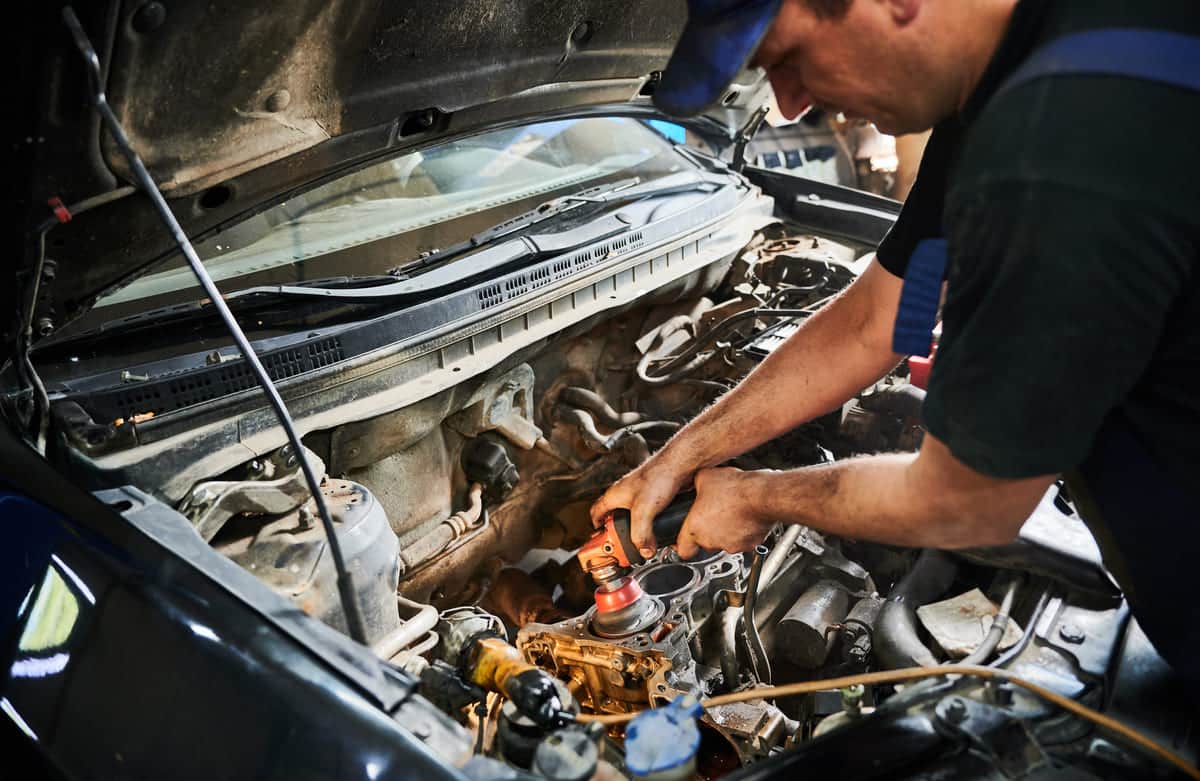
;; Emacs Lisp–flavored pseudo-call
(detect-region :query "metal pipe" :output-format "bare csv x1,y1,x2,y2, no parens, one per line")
373,595,440,660
718,606,743,690
960,577,1021,666
992,588,1053,668
758,525,803,591
743,545,772,683
399,484,484,574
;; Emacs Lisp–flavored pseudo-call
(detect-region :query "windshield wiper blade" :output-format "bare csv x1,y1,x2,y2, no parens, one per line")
223,170,732,304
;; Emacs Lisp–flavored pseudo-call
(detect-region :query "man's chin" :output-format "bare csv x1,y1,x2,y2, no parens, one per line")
873,115,933,136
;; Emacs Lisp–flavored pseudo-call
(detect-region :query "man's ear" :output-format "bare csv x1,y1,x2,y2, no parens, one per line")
884,0,921,26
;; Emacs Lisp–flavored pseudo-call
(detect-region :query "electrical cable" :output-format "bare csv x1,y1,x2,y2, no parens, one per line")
573,664,1200,779
62,7,368,643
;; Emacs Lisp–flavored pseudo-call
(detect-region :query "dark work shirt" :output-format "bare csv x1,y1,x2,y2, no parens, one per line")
876,0,1200,491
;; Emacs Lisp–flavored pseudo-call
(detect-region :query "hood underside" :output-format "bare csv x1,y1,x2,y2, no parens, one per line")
19,0,767,336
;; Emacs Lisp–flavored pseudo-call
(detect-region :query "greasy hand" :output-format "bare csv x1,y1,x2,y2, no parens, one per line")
590,457,691,559
675,467,774,560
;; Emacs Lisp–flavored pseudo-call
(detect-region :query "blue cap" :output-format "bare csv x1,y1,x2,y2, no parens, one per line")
624,696,704,777
654,0,783,117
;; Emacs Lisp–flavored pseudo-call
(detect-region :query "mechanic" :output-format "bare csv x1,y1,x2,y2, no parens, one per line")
593,0,1200,687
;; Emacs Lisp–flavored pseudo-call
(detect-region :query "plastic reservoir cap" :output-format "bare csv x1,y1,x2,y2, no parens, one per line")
624,695,704,778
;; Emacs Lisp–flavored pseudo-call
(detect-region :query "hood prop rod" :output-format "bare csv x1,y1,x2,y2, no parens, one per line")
61,7,368,644
731,104,769,174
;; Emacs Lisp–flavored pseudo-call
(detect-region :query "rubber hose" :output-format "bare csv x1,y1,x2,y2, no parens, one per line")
874,550,958,669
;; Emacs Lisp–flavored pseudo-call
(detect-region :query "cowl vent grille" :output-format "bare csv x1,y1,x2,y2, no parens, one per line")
98,337,344,420
474,231,645,312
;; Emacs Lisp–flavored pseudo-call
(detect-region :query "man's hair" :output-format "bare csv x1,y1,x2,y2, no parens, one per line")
804,0,852,19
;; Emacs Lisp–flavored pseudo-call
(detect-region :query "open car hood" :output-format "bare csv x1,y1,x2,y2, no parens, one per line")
18,0,769,341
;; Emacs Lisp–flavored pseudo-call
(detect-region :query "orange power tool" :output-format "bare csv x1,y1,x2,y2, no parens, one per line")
578,495,695,617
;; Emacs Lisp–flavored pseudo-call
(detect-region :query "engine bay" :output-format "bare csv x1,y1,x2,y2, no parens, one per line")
84,220,1197,778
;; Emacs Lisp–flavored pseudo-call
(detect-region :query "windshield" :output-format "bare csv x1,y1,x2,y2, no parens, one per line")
91,117,684,316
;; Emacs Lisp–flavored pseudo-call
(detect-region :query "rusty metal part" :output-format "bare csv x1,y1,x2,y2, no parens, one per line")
775,581,851,669
180,448,325,542
518,548,795,760
481,569,571,628
399,483,485,576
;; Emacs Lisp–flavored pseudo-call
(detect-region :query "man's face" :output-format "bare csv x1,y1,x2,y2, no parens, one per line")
750,0,941,135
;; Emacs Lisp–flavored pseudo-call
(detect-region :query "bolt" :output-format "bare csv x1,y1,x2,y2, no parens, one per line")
248,460,265,475
841,684,865,715
1059,623,1086,644
36,317,55,337
120,370,150,383
414,109,435,130
297,507,313,530
265,89,291,112
610,657,626,671
942,697,968,725
986,681,1014,707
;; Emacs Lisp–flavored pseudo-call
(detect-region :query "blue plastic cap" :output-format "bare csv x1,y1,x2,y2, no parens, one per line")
654,0,783,118
624,695,704,776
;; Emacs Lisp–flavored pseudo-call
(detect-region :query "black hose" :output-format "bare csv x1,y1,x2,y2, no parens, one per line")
859,384,926,419
558,387,641,428
874,550,958,670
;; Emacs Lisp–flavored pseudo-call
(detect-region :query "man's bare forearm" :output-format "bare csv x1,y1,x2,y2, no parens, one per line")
674,436,1056,558
737,441,1053,550
741,455,991,548
657,258,903,475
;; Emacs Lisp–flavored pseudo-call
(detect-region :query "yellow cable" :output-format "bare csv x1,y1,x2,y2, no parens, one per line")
574,664,1200,780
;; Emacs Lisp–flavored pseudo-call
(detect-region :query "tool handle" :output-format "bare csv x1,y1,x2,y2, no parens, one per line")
608,491,695,565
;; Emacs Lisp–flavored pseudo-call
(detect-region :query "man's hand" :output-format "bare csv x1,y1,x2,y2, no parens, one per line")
674,467,776,559
590,456,691,559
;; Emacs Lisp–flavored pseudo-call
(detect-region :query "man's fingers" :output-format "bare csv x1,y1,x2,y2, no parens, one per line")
589,491,616,527
676,524,699,560
630,505,657,557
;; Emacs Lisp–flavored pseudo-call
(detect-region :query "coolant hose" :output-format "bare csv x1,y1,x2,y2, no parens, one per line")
874,550,957,669
559,387,642,428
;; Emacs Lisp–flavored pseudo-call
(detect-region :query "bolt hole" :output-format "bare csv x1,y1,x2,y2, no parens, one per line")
722,91,738,106
198,184,233,211
570,20,594,46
